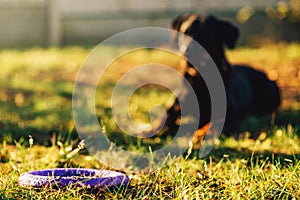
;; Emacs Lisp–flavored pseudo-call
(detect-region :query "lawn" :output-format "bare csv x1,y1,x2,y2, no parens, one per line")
0,43,300,199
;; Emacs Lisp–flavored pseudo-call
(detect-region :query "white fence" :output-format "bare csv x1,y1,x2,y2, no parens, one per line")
0,0,294,47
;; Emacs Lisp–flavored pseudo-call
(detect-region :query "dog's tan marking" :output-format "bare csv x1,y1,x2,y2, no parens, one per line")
187,67,199,77
178,15,199,53
179,14,198,33
192,122,210,149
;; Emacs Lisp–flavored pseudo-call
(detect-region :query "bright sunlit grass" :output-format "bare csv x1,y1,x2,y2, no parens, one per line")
0,43,300,199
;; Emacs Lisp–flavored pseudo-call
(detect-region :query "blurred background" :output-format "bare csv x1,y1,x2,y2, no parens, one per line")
0,0,300,47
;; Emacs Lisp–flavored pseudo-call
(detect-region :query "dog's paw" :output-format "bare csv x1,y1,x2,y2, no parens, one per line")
191,122,210,149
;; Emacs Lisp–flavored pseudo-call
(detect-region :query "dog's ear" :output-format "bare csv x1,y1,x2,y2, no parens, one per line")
207,16,240,49
170,14,187,31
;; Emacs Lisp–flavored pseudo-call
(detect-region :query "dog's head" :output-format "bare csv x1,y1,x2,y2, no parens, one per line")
169,13,200,48
171,14,239,76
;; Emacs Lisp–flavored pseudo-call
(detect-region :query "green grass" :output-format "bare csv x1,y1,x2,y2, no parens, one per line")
0,43,300,199
0,46,89,144
0,131,299,199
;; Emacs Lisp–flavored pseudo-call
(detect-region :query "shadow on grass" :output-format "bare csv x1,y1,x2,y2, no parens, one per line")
0,90,299,150
276,109,300,128
237,109,300,135
0,83,75,146
204,146,300,164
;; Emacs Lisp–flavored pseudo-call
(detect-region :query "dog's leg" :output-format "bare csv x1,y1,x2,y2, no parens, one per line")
141,98,181,138
158,98,181,133
270,111,277,133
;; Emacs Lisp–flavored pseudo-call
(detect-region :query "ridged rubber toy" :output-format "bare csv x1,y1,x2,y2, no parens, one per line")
18,168,129,190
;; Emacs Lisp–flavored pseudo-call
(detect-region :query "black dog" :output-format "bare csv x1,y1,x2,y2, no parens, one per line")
148,14,280,144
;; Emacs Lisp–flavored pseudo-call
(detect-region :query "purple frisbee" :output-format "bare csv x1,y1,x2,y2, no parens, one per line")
18,168,129,190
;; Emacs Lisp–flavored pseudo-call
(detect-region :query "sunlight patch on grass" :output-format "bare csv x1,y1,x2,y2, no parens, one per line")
0,44,299,199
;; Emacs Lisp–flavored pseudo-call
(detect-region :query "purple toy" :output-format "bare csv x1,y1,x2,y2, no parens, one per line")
18,168,129,190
